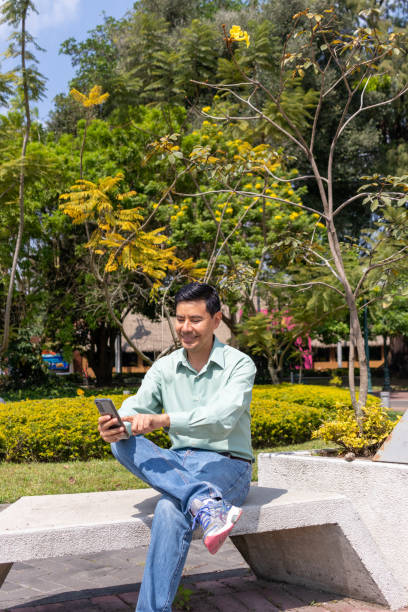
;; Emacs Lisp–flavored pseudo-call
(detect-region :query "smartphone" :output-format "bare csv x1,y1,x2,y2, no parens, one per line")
94,398,130,439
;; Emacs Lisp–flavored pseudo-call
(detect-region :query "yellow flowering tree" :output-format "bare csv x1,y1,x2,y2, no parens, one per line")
60,171,202,363
70,85,109,179
61,88,204,370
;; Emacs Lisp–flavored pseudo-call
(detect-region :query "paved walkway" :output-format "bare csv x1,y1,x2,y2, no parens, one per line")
2,540,408,612
370,390,408,412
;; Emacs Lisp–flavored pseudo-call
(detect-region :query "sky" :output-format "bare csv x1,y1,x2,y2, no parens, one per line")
0,0,136,122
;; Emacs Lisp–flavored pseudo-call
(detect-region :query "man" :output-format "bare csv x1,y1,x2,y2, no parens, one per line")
98,282,256,612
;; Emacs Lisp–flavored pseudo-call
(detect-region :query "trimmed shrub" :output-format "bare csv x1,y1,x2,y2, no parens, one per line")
0,394,170,463
0,388,330,462
252,384,380,411
251,400,326,448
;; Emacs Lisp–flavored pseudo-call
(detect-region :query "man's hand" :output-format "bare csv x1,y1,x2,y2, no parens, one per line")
122,413,170,436
98,415,128,443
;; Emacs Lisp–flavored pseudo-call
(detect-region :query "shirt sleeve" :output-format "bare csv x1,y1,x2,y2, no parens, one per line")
168,357,256,440
118,363,163,434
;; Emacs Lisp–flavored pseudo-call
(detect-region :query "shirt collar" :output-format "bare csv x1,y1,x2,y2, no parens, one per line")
177,335,225,371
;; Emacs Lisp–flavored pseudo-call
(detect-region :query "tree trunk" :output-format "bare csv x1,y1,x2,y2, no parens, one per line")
1,5,30,356
267,357,280,385
86,323,117,386
348,297,368,420
325,220,367,423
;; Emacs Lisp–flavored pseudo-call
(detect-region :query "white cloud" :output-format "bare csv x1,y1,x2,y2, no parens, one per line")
27,0,80,35
0,0,80,48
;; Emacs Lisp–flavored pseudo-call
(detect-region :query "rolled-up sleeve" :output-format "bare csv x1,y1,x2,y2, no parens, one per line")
168,357,256,440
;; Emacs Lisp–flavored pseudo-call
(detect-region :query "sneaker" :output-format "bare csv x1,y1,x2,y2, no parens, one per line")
192,499,243,555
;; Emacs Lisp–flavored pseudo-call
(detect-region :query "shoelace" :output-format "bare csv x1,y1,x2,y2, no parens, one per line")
192,502,218,531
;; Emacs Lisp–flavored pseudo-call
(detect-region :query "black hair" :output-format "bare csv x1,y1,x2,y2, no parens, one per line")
174,282,221,316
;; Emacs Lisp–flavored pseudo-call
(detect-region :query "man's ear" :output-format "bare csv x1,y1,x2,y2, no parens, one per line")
213,310,222,329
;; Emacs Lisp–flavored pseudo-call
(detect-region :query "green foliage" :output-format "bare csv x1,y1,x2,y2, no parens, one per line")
0,430,6,460
251,399,326,448
252,384,380,411
329,375,342,387
312,404,398,456
174,585,193,611
0,394,171,463
0,384,356,463
1,332,48,390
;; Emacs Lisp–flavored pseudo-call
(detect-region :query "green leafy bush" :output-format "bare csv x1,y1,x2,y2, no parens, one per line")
0,394,170,463
251,400,326,448
0,388,330,462
0,378,140,402
1,332,49,390
252,384,379,411
312,404,398,456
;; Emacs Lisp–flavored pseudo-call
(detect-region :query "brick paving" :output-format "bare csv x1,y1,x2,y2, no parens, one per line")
2,570,408,611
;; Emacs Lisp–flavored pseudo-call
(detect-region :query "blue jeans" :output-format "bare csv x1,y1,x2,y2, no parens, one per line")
111,436,252,612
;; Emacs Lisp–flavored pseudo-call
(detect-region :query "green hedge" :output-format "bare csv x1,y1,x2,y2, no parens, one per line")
0,384,360,462
0,394,170,463
252,384,380,411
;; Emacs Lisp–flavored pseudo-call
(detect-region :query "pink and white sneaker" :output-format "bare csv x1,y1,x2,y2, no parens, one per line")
193,499,243,555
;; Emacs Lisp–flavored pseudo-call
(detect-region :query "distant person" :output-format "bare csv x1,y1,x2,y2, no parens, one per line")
98,282,256,612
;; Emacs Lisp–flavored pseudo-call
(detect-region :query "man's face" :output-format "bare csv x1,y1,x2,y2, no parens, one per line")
175,299,221,354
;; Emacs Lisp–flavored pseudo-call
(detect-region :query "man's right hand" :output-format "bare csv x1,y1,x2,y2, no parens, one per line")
98,415,128,443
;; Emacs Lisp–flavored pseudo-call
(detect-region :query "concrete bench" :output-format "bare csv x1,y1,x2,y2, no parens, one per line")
1,459,406,610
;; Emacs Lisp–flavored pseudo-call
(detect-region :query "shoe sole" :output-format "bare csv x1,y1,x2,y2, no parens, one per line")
204,506,243,555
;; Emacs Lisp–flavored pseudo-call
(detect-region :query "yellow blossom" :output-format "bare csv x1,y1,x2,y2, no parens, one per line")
217,131,223,136
230,25,250,47
202,135,209,141
76,388,84,396
255,183,262,189
287,189,294,195
243,183,252,189
265,189,272,194
255,259,260,264
290,212,299,220
226,207,233,214
247,172,253,176
202,106,211,112
316,222,325,229
274,215,282,220
70,85,109,108
202,120,210,126
312,213,320,219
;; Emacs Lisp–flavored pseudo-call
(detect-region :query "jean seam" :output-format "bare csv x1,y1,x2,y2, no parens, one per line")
162,527,192,611
223,462,251,499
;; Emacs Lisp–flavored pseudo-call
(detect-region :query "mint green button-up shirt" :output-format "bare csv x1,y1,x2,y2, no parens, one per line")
119,336,257,461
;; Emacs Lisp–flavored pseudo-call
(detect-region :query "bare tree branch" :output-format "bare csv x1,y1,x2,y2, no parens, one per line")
259,279,345,296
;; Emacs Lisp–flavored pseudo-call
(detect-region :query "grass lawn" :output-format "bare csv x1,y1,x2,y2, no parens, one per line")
0,439,332,504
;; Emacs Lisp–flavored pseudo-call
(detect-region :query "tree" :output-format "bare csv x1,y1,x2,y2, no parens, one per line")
237,309,310,383
0,0,46,356
160,12,408,425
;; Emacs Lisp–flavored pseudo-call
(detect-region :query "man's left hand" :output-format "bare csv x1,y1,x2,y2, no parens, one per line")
121,413,170,435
